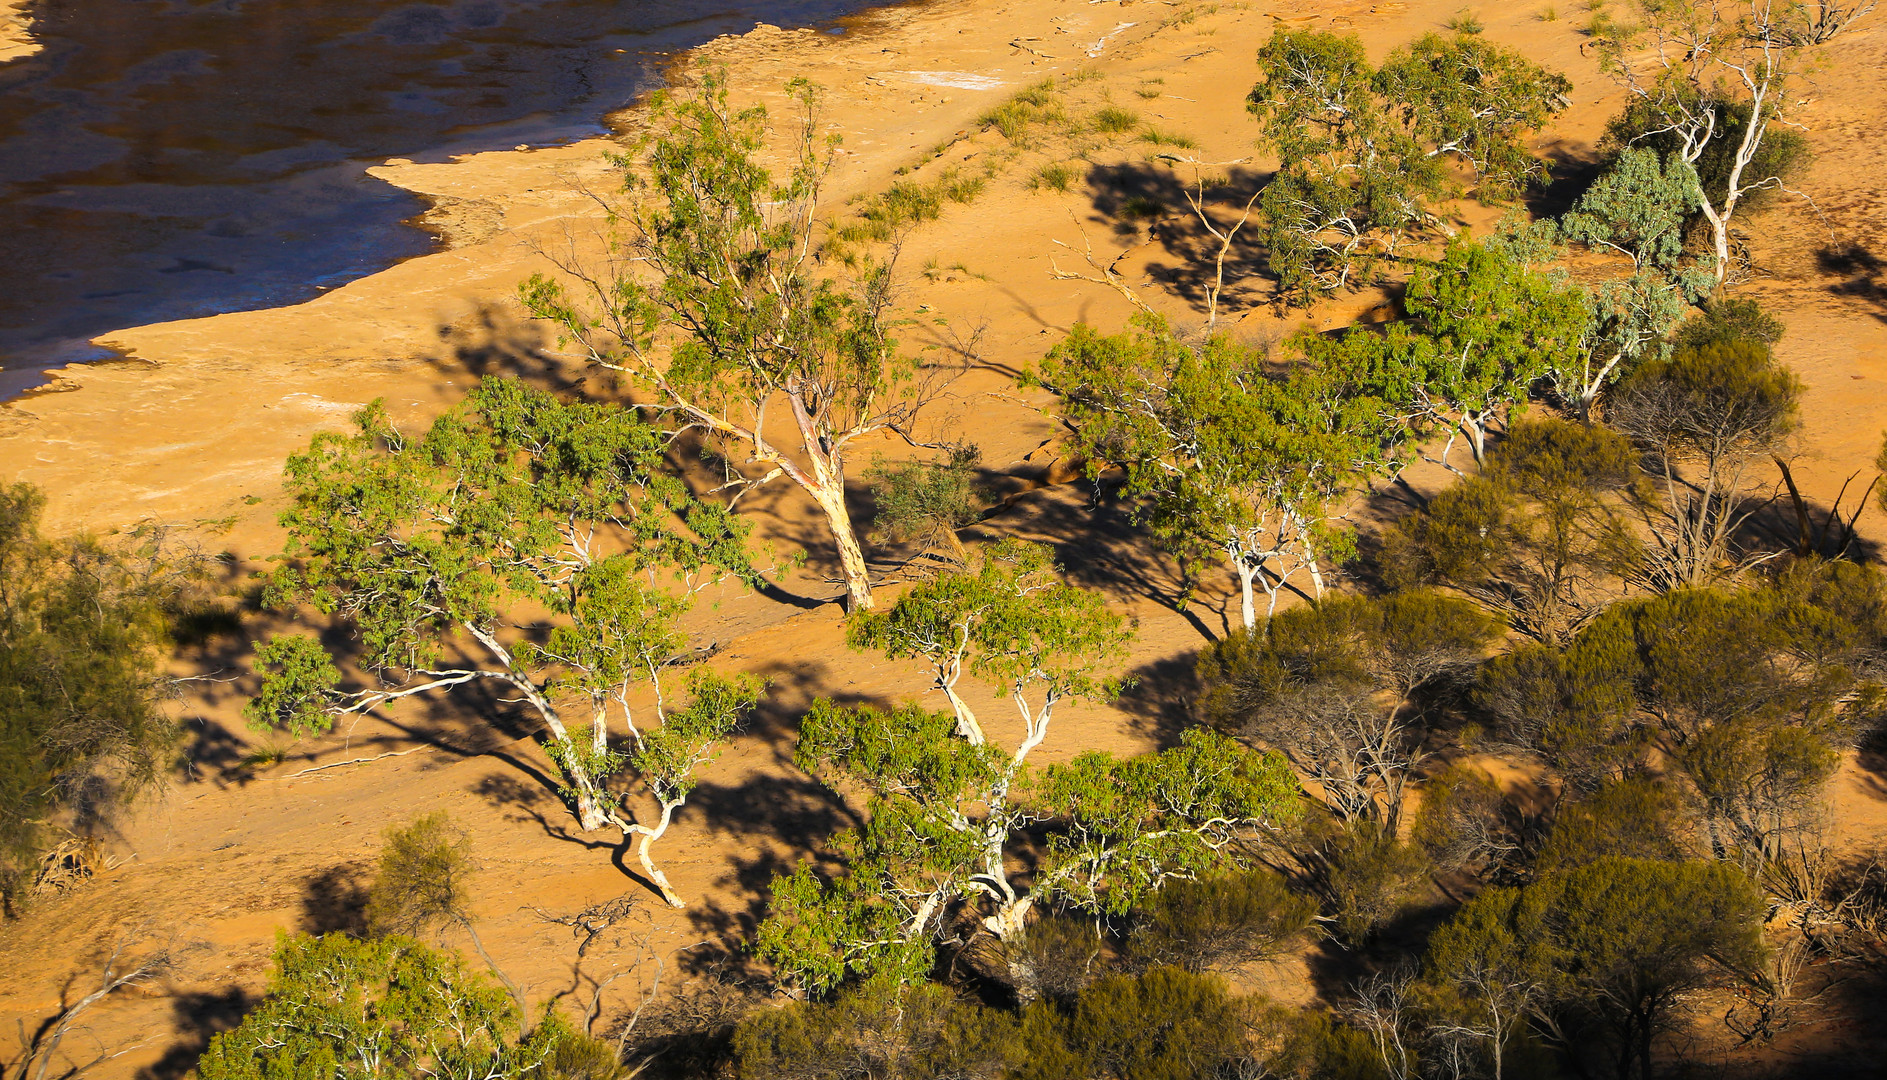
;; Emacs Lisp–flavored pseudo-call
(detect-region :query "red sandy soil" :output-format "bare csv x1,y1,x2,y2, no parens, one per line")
1,0,1885,1073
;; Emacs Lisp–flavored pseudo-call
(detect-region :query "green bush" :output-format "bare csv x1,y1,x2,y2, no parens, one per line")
1129,868,1318,971
197,934,589,1080
1671,296,1785,355
1137,127,1199,149
0,483,190,913
731,977,1020,1080
1021,966,1264,1080
1006,915,1105,1005
1092,106,1140,134
1031,162,1081,193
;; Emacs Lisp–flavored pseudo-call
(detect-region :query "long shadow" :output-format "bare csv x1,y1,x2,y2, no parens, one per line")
1115,648,1205,749
1525,138,1605,220
134,987,258,1080
1818,242,1887,324
1732,483,1883,566
298,860,371,936
1079,161,1274,323
1004,478,1218,643
421,300,591,394
471,771,667,902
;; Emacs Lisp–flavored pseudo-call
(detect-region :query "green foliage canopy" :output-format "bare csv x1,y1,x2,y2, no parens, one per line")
0,484,186,909
1247,29,1568,303
249,375,750,837
1031,316,1404,629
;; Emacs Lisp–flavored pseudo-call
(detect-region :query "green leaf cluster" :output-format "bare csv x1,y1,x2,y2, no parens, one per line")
1247,29,1569,302
1032,315,1403,626
0,484,186,908
196,933,572,1080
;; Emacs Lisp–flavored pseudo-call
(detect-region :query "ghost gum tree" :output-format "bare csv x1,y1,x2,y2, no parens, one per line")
1598,0,1818,288
248,379,758,906
1245,28,1570,303
522,69,948,612
756,542,1300,994
1029,317,1403,630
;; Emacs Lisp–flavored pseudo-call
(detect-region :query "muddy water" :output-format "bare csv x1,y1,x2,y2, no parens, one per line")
0,0,872,393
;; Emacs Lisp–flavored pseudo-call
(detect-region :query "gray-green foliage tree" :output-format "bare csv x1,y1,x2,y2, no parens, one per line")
1199,590,1502,832
520,69,947,611
1596,0,1814,287
195,933,611,1080
0,484,194,913
1384,417,1640,645
1553,147,1713,418
1608,338,1802,589
1030,315,1403,629
1426,857,1767,1080
1478,569,1882,873
246,377,754,866
1127,867,1319,973
1019,966,1283,1080
1246,29,1569,303
731,976,1022,1080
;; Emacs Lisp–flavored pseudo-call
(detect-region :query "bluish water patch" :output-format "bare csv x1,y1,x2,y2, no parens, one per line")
0,0,880,392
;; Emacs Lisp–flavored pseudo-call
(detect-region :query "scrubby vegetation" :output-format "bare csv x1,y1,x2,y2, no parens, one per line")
13,0,1887,1075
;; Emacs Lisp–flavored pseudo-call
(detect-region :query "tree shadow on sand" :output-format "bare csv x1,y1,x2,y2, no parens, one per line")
134,987,257,1080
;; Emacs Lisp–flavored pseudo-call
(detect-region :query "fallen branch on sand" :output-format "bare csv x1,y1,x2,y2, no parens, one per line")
268,746,432,779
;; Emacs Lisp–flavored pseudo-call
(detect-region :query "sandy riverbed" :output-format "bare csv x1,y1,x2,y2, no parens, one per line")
2,0,1886,1072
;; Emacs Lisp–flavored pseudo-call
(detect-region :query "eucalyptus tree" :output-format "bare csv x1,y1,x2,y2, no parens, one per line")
1597,0,1814,286
759,712,1297,995
521,70,945,611
756,542,1299,994
247,377,757,880
196,934,601,1080
1552,147,1714,418
1608,339,1801,589
845,539,1126,745
1426,858,1766,1080
1198,590,1502,832
1384,418,1640,645
1246,29,1568,303
1400,238,1588,472
1030,316,1402,630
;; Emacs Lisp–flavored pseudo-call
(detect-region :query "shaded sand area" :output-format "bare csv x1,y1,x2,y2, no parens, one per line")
3,0,1887,1072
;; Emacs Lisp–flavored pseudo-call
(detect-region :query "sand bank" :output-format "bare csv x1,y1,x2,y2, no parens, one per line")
4,1,1887,1073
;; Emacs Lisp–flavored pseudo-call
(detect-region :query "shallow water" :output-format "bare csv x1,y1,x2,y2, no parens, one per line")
0,0,872,393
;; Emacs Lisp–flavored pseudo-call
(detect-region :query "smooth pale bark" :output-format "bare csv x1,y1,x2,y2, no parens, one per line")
465,622,614,832
631,799,686,908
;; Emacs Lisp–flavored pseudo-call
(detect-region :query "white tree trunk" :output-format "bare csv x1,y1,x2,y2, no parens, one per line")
632,799,686,908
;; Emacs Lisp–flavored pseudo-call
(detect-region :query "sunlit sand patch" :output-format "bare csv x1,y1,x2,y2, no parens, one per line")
896,70,1007,90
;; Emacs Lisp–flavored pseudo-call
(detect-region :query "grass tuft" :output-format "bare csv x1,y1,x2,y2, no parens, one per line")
1031,162,1080,192
1093,106,1140,134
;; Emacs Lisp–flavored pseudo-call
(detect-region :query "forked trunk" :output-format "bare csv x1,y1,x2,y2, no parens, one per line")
941,682,987,744
633,800,686,908
565,753,610,833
